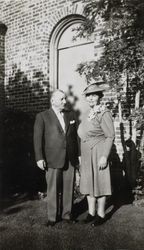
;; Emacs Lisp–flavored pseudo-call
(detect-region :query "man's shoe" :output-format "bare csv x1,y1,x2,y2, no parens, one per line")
81,214,95,224
91,214,106,227
63,218,77,224
46,220,56,227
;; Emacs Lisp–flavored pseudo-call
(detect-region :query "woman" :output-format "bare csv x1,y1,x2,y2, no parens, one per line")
78,82,115,226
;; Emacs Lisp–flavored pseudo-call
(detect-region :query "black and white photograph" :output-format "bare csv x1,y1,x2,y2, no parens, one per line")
0,0,144,249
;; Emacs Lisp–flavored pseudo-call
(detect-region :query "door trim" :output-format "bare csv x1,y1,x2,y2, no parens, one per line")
49,14,85,91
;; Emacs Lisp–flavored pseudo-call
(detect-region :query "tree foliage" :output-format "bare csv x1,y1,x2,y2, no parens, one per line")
76,0,144,121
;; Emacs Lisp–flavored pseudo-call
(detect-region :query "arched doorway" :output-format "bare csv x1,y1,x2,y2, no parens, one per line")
50,15,94,111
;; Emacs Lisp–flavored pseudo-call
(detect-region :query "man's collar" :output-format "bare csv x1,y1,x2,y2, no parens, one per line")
52,106,60,115
52,106,69,114
52,106,65,115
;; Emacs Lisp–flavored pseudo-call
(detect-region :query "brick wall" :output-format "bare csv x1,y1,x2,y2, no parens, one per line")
0,21,7,135
0,21,7,197
0,21,7,112
0,0,84,113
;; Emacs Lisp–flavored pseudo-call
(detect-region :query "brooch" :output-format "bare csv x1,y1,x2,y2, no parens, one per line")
88,104,106,121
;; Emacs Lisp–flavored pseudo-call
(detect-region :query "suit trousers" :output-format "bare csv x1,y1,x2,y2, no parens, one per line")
46,161,75,222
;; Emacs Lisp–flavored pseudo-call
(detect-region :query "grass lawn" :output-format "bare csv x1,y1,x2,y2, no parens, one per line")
0,195,144,250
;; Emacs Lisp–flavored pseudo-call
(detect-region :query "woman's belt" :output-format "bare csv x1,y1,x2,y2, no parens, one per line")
81,136,105,149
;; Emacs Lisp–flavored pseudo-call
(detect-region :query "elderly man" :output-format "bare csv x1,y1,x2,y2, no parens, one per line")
34,89,79,227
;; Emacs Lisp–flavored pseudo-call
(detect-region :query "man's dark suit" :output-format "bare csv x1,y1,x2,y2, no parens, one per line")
34,108,79,222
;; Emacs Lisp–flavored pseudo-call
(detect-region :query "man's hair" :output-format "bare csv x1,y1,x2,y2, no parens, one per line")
50,89,65,103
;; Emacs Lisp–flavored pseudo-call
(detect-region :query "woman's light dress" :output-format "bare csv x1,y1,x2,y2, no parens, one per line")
78,109,115,197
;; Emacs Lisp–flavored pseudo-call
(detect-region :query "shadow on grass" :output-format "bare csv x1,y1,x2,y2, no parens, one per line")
73,196,87,219
0,191,41,212
105,184,134,222
72,181,134,221
4,205,26,215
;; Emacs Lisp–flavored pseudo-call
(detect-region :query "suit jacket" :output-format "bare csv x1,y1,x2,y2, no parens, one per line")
34,108,79,169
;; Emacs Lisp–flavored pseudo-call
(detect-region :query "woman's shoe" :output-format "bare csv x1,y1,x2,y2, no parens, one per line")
81,214,95,224
91,214,106,227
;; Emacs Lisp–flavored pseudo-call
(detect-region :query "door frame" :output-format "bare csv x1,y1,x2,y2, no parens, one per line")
49,14,85,91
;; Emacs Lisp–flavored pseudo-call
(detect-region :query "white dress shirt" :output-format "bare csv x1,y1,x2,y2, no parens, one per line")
52,106,65,132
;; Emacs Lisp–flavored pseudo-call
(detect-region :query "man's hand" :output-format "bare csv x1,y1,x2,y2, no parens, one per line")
98,156,107,170
37,160,46,170
78,156,81,165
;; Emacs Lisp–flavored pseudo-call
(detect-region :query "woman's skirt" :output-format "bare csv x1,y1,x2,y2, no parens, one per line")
80,140,112,197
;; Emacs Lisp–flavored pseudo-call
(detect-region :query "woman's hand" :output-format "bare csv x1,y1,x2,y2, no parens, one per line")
75,156,81,174
98,156,107,170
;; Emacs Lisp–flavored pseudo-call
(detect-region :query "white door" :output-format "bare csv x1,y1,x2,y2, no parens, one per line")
58,23,94,113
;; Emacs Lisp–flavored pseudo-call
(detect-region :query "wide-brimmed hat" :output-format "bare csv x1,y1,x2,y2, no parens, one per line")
83,82,106,95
